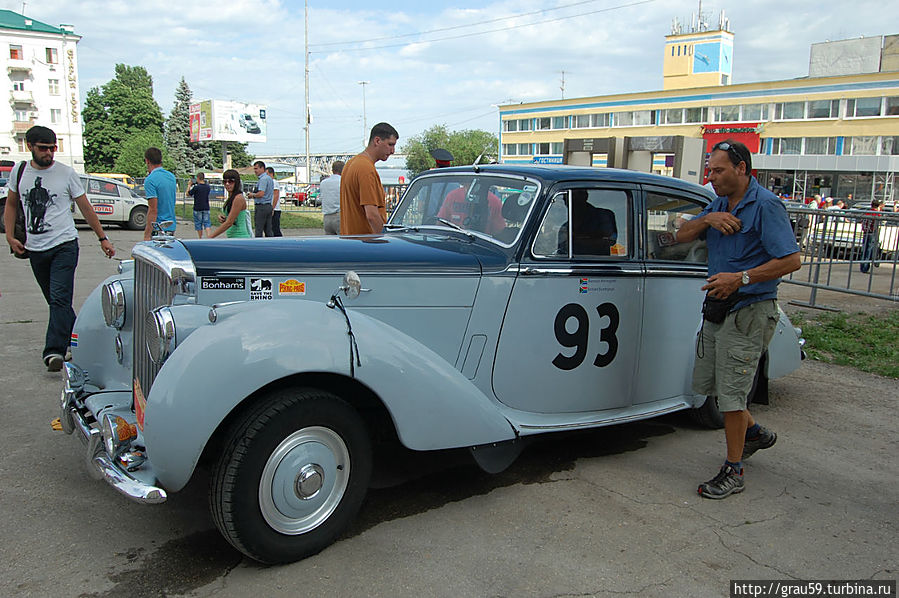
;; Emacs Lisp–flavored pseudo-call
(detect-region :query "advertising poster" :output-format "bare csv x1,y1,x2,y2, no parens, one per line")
189,101,213,142
212,100,267,143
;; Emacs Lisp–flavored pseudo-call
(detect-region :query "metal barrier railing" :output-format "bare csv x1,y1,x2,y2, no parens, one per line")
784,206,899,309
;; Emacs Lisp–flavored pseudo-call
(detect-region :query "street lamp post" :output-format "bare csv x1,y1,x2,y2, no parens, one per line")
357,80,369,150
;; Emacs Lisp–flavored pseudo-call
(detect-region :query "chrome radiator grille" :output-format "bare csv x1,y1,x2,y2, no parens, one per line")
133,257,176,396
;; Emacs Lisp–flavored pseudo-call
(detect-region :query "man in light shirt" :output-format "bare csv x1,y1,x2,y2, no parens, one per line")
320,160,343,235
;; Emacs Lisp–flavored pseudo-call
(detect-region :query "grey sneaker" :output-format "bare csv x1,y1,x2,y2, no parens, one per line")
743,426,777,460
698,463,744,499
44,354,64,372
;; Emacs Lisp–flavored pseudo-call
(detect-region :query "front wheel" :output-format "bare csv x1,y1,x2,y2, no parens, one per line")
210,388,372,564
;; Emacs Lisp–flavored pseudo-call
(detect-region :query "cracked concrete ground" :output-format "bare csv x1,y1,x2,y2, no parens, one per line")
0,228,895,597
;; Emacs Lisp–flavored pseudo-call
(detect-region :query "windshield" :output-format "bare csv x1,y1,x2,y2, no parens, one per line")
389,174,540,246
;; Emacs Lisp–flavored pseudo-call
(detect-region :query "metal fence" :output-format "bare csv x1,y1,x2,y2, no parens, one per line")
784,206,899,308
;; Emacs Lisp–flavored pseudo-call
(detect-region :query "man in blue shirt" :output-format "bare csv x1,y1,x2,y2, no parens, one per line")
677,139,800,500
142,147,177,240
246,160,275,237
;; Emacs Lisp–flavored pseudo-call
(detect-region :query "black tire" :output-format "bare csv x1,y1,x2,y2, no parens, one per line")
689,358,765,429
127,206,148,230
209,388,372,564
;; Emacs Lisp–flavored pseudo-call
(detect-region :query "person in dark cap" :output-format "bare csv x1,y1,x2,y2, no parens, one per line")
430,148,454,168
4,126,115,371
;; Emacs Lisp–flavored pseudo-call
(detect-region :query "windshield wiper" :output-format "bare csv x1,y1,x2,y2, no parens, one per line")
436,218,476,239
383,223,417,232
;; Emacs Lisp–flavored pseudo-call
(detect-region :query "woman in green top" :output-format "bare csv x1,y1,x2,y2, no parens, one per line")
209,169,252,238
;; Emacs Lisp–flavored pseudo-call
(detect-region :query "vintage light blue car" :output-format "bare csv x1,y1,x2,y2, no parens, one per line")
60,165,804,563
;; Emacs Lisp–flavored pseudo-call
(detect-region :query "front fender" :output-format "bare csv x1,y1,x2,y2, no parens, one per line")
72,271,134,391
144,300,514,491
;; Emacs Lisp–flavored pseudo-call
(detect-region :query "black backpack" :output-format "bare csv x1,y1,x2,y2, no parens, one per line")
0,160,29,258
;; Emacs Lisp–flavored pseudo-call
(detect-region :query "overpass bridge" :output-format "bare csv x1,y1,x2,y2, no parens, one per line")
256,153,408,182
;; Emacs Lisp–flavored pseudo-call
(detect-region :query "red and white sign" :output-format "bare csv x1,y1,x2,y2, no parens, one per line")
92,203,114,215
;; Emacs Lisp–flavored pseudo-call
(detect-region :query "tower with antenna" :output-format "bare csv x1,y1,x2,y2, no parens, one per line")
663,3,733,90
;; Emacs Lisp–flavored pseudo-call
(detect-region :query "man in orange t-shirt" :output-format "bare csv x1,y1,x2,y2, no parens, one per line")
340,122,399,234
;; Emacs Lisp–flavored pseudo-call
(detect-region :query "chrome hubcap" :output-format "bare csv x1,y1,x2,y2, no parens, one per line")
259,426,350,535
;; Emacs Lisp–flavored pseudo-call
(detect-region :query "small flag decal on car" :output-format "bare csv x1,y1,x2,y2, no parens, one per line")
580,278,589,294
70,333,78,347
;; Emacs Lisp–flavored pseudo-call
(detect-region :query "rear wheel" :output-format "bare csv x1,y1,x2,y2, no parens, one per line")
210,388,372,564
127,206,148,230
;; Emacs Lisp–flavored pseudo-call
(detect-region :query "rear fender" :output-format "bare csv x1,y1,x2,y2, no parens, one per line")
144,300,514,491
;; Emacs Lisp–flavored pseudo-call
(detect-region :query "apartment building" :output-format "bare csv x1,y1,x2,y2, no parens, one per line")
0,10,83,172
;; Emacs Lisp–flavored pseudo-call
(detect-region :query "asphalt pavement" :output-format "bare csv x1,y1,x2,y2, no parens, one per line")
0,227,896,598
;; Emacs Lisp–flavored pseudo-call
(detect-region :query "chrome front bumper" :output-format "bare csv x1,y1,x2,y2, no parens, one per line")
61,363,167,505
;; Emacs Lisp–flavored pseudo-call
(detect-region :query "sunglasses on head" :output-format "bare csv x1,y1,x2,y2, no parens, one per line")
712,141,744,163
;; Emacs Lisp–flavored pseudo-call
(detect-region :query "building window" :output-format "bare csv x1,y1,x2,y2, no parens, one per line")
12,81,25,92
591,113,610,127
535,143,551,155
771,138,802,155
663,108,683,124
518,119,532,131
741,103,768,121
48,79,60,95
774,102,804,120
517,143,531,155
536,117,551,130
551,142,564,154
850,136,877,155
882,136,899,155
885,97,899,116
503,144,517,156
51,109,62,124
14,109,29,122
807,99,839,119
17,137,27,152
614,110,653,127
503,120,518,132
551,116,567,129
713,105,740,122
804,137,837,155
846,97,882,118
721,74,729,85
573,114,591,128
46,48,59,64
9,44,22,60
684,107,707,123
56,138,64,153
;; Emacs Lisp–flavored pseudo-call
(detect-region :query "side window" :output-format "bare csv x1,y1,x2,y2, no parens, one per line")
119,185,132,198
645,191,707,264
533,188,630,259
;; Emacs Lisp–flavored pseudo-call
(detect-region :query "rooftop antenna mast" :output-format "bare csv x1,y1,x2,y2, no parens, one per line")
560,70,566,99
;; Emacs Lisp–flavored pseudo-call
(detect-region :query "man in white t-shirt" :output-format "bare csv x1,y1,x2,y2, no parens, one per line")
319,160,343,235
266,166,283,237
4,126,115,371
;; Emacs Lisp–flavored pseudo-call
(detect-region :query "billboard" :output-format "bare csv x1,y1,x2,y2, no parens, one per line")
189,99,267,143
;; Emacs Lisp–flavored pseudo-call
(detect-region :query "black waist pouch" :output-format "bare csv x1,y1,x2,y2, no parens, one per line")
701,292,743,324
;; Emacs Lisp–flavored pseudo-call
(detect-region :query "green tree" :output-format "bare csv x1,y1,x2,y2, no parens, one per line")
209,141,254,169
164,77,214,177
402,125,498,177
113,128,175,178
83,64,165,172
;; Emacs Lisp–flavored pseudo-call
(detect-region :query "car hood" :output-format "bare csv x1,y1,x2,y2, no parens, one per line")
181,232,510,276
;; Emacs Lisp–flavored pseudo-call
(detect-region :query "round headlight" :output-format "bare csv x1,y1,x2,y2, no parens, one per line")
145,307,176,364
101,281,126,329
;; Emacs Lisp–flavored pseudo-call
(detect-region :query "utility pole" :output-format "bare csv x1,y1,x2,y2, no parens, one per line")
560,70,566,99
304,0,311,185
357,81,369,150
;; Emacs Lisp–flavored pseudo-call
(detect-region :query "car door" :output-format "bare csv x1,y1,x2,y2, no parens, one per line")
493,183,642,413
82,177,120,222
634,184,709,405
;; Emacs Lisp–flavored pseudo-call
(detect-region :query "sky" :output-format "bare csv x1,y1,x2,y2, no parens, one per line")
16,0,899,157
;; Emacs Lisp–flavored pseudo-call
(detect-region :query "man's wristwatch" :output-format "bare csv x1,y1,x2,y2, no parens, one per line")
741,271,750,286
98,236,108,243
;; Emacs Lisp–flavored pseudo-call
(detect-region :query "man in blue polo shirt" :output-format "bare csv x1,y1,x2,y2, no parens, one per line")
142,147,177,240
246,160,274,237
676,139,800,500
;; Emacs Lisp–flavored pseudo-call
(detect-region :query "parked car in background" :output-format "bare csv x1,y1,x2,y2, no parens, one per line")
75,174,148,230
89,173,137,189
59,165,804,565
209,184,225,203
